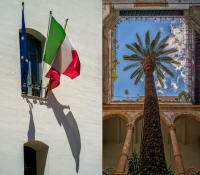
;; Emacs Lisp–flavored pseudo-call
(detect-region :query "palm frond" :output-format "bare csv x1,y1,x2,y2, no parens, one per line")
123,54,144,61
156,36,170,50
136,33,144,48
155,48,177,57
151,32,161,51
145,30,150,49
132,42,145,56
157,43,168,50
124,31,176,86
134,70,144,85
156,56,180,65
157,74,165,88
130,66,143,79
124,63,141,71
126,44,140,54
157,62,174,77
155,67,165,79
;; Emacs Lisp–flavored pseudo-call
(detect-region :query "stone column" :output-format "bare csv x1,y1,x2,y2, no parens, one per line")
168,124,185,175
103,26,110,104
113,123,134,175
103,7,119,104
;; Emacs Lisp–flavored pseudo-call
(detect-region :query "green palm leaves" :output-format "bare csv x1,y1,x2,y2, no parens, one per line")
123,31,179,87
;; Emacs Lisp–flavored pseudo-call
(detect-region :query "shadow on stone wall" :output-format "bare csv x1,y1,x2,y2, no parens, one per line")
27,99,35,141
38,91,81,173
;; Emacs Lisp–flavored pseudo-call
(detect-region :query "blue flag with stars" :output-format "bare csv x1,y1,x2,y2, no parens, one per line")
20,6,29,89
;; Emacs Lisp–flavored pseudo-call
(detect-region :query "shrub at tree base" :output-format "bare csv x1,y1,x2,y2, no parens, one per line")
127,150,175,175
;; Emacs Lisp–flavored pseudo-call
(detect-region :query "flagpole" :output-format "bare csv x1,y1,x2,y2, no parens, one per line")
22,2,24,9
64,18,69,30
42,10,52,62
21,2,27,93
41,11,52,98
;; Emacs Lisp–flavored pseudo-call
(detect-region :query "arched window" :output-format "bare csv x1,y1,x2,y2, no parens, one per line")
19,29,46,98
24,141,49,175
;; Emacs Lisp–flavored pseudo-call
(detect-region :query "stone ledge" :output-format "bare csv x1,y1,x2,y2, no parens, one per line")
103,103,200,111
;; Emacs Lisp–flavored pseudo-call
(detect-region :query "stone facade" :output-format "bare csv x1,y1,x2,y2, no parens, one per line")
103,2,200,175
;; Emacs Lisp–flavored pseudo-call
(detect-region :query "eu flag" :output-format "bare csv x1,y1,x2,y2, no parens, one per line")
20,5,29,93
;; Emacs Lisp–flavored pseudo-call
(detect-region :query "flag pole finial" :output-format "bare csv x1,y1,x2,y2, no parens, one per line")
64,18,69,30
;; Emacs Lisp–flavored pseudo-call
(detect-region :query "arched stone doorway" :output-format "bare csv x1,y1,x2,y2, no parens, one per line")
174,116,200,172
103,116,128,174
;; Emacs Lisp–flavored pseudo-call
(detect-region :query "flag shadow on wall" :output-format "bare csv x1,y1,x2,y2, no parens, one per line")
42,91,81,173
27,99,35,142
26,92,81,173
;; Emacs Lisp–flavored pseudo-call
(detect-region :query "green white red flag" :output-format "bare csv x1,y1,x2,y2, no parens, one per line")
44,16,80,90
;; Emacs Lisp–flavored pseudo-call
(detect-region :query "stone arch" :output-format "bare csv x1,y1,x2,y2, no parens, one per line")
24,140,49,150
103,112,129,172
174,112,200,123
24,140,49,175
103,112,130,123
19,28,46,50
19,28,45,42
173,113,200,172
133,112,171,127
131,111,143,125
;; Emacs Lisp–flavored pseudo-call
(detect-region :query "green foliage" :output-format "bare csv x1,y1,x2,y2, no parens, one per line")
114,59,120,67
113,69,119,82
166,165,175,175
113,59,120,82
178,91,191,102
125,89,129,96
127,151,140,175
123,31,178,87
127,150,175,175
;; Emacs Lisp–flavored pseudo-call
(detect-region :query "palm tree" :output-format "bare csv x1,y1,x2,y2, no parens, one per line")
123,31,179,175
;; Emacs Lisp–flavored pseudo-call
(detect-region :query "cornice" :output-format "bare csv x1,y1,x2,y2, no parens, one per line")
103,103,200,112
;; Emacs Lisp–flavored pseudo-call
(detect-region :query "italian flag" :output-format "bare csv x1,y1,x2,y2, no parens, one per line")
44,16,80,90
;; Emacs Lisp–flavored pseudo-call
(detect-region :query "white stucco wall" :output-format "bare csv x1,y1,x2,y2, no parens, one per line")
0,0,102,175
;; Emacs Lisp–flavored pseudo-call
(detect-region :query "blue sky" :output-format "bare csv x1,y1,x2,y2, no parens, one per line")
114,17,187,101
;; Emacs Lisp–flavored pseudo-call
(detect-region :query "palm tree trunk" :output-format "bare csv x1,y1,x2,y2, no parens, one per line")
140,71,167,175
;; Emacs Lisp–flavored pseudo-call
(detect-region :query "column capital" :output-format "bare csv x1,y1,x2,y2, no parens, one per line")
120,152,128,158
174,153,182,159
127,122,134,130
178,172,185,175
168,124,176,131
103,26,110,33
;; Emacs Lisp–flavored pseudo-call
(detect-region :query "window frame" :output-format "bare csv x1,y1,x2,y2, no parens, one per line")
19,28,47,100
